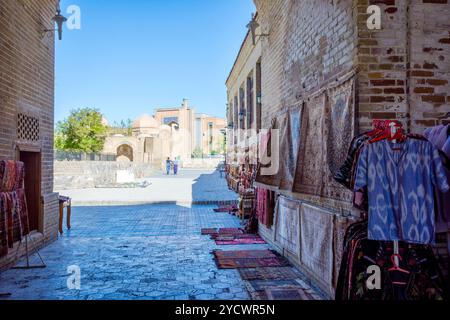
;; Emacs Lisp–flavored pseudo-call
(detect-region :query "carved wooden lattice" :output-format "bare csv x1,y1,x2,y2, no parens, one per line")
17,113,40,142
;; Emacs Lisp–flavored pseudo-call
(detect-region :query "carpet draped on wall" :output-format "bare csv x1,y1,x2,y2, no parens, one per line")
300,203,335,293
274,196,301,257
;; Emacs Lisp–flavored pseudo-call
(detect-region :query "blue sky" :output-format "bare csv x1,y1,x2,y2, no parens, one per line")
55,0,255,124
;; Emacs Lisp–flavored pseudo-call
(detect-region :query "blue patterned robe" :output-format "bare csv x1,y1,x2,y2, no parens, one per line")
354,138,449,244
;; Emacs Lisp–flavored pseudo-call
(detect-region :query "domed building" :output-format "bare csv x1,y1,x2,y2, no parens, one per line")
102,99,227,169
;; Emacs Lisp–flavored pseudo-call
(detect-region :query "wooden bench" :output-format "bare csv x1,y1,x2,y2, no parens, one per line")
58,196,72,235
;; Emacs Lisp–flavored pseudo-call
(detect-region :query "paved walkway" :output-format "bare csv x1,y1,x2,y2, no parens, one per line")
57,169,237,206
0,204,268,300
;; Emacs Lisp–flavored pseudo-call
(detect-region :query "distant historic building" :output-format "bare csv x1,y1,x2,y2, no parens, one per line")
102,99,226,168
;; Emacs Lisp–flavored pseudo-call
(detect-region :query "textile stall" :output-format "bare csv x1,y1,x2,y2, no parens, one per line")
0,160,28,258
334,120,450,300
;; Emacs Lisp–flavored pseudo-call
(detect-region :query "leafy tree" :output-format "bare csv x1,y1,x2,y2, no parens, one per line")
55,108,107,153
192,147,204,158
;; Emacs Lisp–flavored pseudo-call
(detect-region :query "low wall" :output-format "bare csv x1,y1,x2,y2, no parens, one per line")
181,158,223,169
54,161,153,190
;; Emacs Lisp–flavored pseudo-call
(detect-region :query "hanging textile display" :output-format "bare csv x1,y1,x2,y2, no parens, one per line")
293,92,326,196
256,119,279,187
256,187,276,228
332,215,355,291
0,160,25,192
300,203,335,293
0,161,30,258
354,133,449,244
278,106,303,191
274,196,301,257
325,78,355,176
322,78,355,201
0,195,7,257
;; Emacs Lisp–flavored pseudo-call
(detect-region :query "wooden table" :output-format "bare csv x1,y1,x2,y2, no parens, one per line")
58,196,72,235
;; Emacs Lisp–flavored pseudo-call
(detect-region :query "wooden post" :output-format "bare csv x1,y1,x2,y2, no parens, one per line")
66,199,71,230
58,201,64,235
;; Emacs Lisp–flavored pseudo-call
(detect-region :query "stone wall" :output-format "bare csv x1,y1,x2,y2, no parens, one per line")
0,0,59,269
54,161,154,190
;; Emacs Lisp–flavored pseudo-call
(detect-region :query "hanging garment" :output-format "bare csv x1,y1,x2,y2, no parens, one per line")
333,133,371,189
354,138,449,244
336,222,447,300
424,125,450,231
0,194,7,257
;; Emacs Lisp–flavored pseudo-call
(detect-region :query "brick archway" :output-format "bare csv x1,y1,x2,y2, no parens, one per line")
117,144,134,162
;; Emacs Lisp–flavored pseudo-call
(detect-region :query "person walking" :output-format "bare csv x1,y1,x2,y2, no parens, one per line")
173,158,179,175
166,157,172,175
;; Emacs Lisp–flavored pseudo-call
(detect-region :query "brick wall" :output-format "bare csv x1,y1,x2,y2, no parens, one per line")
0,0,59,269
252,0,450,296
357,0,450,132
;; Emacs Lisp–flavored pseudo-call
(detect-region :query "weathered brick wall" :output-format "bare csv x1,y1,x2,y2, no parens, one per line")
0,0,59,269
254,0,358,297
357,0,450,132
253,0,450,296
255,0,358,128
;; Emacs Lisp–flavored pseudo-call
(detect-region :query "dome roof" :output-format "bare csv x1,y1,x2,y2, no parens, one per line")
132,114,159,129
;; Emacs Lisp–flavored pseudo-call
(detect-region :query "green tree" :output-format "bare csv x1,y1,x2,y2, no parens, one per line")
55,108,107,153
192,147,204,158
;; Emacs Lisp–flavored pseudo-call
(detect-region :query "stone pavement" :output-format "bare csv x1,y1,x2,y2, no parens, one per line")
0,204,271,300
57,169,238,206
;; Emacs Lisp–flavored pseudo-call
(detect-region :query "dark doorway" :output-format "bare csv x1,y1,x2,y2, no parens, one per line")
117,144,134,162
19,151,42,232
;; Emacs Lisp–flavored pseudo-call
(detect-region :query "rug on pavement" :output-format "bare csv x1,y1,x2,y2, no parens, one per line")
213,204,238,213
213,250,276,260
244,281,315,300
213,250,289,269
238,267,299,280
201,228,244,236
214,234,266,245
201,228,218,235
265,287,314,300
215,238,266,245
214,257,289,269
246,279,301,291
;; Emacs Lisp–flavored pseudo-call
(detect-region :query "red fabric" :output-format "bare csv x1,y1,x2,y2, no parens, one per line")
0,161,29,257
0,160,25,192
256,188,275,227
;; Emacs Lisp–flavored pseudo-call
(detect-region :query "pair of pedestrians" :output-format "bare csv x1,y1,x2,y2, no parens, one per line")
166,157,179,175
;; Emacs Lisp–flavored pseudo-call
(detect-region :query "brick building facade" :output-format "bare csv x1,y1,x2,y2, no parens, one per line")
227,0,450,297
0,0,59,269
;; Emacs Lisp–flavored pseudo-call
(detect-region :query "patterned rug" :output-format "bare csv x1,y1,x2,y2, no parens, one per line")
238,267,300,281
214,257,289,269
213,250,277,260
201,228,244,236
265,287,314,300
213,250,288,269
215,238,266,245
201,228,218,235
245,280,315,300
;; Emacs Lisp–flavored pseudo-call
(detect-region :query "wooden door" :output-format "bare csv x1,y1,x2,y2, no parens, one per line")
19,151,41,232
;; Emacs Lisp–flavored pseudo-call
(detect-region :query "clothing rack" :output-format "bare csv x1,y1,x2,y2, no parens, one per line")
0,161,46,299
